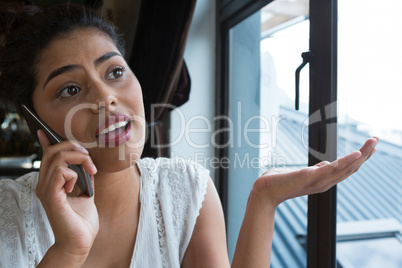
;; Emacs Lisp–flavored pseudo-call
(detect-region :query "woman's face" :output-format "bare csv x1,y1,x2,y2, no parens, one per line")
33,29,146,172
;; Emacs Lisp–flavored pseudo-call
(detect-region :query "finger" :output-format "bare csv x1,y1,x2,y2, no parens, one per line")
38,164,76,199
37,129,52,149
304,138,379,194
63,170,78,194
366,137,379,160
326,143,377,186
67,172,96,197
37,165,77,203
42,140,89,157
350,138,378,169
40,141,93,173
314,150,361,178
334,137,378,176
69,140,89,154
315,161,330,167
262,167,290,176
52,150,97,175
367,147,377,160
359,137,378,157
40,151,96,195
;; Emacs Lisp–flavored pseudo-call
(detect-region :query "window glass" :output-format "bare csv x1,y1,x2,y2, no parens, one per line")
227,0,310,266
337,238,402,268
261,16,310,268
337,0,402,266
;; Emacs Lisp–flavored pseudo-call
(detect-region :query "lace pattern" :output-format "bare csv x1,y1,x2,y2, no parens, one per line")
194,161,208,219
0,180,18,268
20,176,38,267
0,159,209,268
0,174,39,268
138,157,209,266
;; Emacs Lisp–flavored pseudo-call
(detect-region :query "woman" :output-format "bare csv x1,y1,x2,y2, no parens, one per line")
0,2,378,267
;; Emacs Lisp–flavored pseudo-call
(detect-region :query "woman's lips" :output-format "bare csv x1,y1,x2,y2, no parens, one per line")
95,114,132,146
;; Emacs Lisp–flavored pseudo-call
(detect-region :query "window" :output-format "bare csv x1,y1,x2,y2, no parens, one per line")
217,0,336,266
216,0,401,267
337,219,402,268
297,219,402,267
336,1,402,267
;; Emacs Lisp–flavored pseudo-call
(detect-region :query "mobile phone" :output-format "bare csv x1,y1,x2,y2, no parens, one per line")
21,105,94,197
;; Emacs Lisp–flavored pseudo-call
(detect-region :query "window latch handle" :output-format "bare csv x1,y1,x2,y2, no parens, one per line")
295,51,314,110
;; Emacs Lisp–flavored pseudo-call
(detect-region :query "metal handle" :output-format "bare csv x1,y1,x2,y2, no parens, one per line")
295,51,314,110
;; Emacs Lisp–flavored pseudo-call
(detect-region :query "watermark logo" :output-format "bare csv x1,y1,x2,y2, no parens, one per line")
302,101,338,162
60,101,338,166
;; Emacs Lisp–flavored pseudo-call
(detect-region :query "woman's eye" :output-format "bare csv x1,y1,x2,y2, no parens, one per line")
107,66,126,80
58,85,81,98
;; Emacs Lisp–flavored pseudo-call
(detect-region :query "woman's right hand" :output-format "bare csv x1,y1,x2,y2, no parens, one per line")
36,129,99,262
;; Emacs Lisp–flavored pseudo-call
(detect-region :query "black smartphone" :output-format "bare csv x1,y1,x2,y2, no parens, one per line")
21,105,94,197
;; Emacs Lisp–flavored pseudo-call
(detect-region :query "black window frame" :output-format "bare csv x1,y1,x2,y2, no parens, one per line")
215,0,338,267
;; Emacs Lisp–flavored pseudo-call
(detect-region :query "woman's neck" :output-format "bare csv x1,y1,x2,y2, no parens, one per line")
91,164,141,221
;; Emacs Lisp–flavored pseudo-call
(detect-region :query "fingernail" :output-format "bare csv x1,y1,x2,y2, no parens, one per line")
352,151,362,160
37,130,42,140
372,142,377,149
92,163,97,173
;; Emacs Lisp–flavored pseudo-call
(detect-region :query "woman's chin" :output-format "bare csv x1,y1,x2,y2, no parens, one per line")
88,145,143,173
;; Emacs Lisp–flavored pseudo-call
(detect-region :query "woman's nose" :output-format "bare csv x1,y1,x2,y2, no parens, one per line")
91,99,116,113
90,83,118,113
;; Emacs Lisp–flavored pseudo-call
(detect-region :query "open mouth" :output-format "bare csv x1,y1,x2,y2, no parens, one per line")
95,115,132,146
96,120,129,137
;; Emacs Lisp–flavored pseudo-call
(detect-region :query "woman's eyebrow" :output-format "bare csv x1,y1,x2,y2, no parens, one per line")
43,52,122,89
94,51,122,67
43,65,81,89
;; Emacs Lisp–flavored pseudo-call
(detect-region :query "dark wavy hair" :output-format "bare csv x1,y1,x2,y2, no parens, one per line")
0,2,125,114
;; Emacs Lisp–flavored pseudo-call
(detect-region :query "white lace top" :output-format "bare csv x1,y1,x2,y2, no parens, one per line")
0,157,209,268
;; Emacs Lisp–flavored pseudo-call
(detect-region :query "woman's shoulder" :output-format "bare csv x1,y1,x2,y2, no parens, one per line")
0,172,46,267
0,171,39,218
0,171,39,196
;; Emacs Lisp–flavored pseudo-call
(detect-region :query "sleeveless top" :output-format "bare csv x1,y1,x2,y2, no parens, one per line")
0,157,209,268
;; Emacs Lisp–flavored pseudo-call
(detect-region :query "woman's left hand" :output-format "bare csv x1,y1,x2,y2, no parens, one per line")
252,137,379,207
